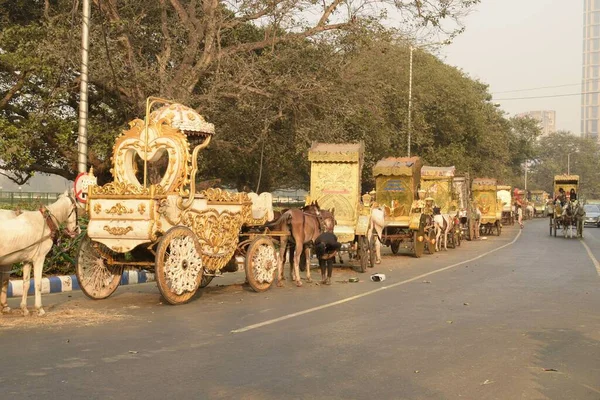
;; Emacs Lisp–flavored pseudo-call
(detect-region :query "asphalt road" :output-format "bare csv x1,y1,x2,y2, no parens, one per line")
1,219,599,399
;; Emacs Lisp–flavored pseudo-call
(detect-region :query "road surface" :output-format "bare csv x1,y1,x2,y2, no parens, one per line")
1,219,599,399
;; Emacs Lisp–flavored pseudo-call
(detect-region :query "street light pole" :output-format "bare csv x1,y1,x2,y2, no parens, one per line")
77,0,91,174
568,153,571,175
407,45,413,158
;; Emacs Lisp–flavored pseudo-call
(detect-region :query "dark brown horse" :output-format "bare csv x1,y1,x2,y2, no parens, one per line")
266,202,335,287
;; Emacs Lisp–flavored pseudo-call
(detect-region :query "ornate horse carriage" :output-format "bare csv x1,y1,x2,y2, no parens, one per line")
549,174,581,237
472,178,502,236
371,157,433,258
421,166,461,248
453,174,477,241
530,190,549,218
76,98,282,304
497,185,514,225
307,142,374,272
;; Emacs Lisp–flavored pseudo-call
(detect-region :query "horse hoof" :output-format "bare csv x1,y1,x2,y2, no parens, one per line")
306,278,313,283
276,281,284,288
1,306,10,314
295,281,303,287
325,278,332,285
37,308,46,317
21,308,30,317
376,260,381,264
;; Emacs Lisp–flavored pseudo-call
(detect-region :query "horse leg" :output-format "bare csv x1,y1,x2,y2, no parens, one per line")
276,236,287,287
304,247,312,283
435,224,441,252
0,267,10,313
32,258,45,316
20,262,31,316
293,243,303,287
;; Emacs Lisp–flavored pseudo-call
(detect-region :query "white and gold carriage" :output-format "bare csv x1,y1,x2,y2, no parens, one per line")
76,98,279,304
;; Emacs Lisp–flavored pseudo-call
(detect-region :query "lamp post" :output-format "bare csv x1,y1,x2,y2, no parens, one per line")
567,152,573,175
406,41,447,158
407,45,413,157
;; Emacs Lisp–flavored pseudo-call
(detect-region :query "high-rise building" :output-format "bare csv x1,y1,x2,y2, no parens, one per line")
582,0,600,139
516,110,556,137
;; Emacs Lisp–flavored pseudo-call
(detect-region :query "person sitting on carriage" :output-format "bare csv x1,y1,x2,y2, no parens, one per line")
314,231,341,286
555,188,567,207
569,188,577,201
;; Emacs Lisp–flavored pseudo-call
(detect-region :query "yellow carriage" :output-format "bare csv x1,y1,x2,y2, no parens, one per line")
76,98,280,304
308,142,374,272
373,157,431,257
421,165,461,248
472,178,502,236
550,174,580,237
530,190,549,218
496,185,514,225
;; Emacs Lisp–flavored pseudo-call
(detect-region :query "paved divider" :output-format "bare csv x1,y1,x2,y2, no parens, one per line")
7,270,156,298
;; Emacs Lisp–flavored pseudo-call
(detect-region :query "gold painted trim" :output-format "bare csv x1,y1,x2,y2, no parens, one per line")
106,203,134,215
103,226,133,235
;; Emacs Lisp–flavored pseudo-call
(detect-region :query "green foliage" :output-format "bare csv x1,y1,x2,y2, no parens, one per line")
528,131,600,199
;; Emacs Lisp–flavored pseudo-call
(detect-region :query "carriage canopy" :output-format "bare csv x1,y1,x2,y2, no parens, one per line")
553,174,580,200
472,178,501,222
420,166,455,214
496,185,512,212
373,157,423,215
308,142,364,242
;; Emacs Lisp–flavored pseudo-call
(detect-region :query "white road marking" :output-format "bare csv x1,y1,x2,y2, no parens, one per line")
231,230,522,334
579,239,600,276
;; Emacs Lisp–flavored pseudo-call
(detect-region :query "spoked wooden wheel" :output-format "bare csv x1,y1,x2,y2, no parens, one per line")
358,235,368,273
391,240,400,254
413,229,425,258
76,235,122,300
155,226,203,305
425,229,436,254
245,237,277,292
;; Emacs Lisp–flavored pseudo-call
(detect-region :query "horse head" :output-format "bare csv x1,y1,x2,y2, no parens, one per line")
57,190,80,238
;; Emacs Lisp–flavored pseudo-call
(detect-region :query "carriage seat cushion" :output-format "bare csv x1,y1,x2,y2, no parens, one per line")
248,192,274,221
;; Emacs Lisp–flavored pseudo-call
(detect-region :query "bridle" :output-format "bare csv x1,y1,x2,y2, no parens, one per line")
40,194,79,243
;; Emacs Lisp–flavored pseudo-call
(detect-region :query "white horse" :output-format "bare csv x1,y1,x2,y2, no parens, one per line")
525,204,534,220
369,207,385,264
0,191,79,316
433,208,454,251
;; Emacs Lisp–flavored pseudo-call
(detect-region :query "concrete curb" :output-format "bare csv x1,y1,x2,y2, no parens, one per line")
7,270,156,298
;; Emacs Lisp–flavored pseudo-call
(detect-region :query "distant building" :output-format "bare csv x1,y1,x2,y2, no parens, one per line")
582,0,600,140
516,110,556,137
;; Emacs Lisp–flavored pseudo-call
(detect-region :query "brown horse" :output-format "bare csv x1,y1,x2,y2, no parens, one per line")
266,202,335,287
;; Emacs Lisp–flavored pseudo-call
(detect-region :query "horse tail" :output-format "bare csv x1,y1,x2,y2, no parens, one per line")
264,211,292,229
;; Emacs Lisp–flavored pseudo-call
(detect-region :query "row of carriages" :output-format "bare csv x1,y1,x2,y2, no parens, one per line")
76,99,511,305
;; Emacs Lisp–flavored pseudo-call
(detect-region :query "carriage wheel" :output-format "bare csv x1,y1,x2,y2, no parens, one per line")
369,232,376,268
245,237,277,292
391,240,400,254
76,236,123,300
155,226,203,305
425,229,436,254
495,221,502,236
413,229,425,258
200,275,214,288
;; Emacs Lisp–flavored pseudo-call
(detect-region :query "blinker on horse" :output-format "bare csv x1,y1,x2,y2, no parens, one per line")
0,191,79,316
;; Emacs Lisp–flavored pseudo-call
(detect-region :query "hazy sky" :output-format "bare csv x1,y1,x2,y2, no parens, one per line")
440,0,582,134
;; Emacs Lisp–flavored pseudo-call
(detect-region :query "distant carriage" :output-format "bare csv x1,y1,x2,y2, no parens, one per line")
453,174,477,241
530,190,549,218
497,185,514,225
550,174,582,238
472,178,502,236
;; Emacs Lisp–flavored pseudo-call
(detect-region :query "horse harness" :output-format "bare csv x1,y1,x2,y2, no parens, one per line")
39,195,78,245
